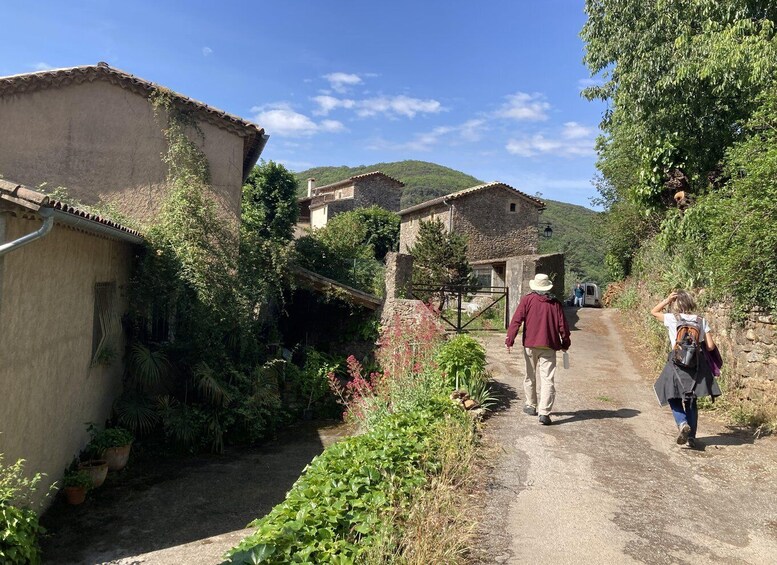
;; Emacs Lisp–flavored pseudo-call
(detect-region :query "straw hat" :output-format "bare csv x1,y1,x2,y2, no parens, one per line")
529,273,554,292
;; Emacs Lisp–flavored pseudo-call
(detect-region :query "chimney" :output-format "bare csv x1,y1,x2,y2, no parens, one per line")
307,178,316,198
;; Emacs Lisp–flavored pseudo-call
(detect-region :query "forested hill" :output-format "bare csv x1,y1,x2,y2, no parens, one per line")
294,160,607,288
295,160,481,208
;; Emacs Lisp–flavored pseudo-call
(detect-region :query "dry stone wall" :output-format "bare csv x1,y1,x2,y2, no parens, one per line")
705,304,777,417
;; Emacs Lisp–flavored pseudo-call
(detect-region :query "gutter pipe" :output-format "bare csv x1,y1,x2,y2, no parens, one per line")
0,207,54,257
442,197,454,232
0,206,143,258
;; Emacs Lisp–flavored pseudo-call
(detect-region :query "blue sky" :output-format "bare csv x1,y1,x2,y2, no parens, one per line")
2,0,606,208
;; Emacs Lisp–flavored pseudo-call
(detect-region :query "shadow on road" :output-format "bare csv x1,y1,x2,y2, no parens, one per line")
695,427,757,450
40,420,345,564
486,379,520,416
551,408,641,425
563,306,581,331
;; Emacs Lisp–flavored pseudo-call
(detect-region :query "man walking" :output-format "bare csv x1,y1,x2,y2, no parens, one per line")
505,273,571,425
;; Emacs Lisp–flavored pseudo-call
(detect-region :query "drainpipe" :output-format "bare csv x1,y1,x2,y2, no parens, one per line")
0,207,54,257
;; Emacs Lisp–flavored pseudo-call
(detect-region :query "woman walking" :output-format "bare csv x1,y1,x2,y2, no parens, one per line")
651,290,721,448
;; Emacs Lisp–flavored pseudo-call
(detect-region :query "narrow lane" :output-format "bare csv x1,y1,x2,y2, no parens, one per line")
474,307,777,565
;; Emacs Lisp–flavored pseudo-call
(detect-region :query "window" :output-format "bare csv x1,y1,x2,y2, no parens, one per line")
474,267,492,288
92,282,120,365
509,202,517,212
335,190,342,199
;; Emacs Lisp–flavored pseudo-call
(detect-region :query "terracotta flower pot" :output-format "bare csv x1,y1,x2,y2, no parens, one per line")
64,486,87,505
102,443,132,471
78,460,109,488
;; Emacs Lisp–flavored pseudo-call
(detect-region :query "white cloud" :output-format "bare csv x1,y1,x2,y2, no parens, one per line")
368,119,486,152
32,62,54,71
357,95,442,118
497,92,550,121
202,47,213,57
323,72,362,93
505,134,595,158
312,94,444,119
312,95,356,115
561,121,596,139
251,103,345,137
577,77,603,91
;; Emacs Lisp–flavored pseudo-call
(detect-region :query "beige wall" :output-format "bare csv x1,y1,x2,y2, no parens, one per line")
311,205,328,229
0,80,246,227
0,213,133,506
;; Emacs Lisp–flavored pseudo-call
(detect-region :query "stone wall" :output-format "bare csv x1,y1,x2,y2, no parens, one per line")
380,252,444,332
505,253,565,319
452,188,540,261
705,304,777,419
399,203,450,253
354,177,402,212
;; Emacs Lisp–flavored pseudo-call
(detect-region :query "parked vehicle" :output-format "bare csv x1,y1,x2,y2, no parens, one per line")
582,282,601,307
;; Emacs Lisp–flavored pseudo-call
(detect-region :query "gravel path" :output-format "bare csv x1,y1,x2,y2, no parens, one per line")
471,307,777,565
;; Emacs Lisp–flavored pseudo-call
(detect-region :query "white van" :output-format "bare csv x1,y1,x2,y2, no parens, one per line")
583,283,601,307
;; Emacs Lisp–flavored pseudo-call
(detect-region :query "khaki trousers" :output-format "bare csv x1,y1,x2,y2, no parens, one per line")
523,347,557,416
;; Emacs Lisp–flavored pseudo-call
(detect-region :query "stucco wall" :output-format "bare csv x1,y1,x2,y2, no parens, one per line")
0,80,245,227
0,214,133,505
452,189,540,261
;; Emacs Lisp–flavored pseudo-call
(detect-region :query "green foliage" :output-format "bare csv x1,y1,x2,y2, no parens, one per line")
0,456,46,565
62,469,92,490
295,212,384,294
243,161,299,241
349,206,401,259
0,504,44,565
409,219,476,308
224,402,469,564
86,424,133,458
435,335,487,386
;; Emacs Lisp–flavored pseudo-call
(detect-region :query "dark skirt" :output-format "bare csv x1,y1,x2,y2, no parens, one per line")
654,352,722,407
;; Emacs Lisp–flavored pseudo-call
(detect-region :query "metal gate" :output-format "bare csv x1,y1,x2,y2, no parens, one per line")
410,283,509,333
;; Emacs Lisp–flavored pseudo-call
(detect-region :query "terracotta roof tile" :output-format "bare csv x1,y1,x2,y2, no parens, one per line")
0,178,143,240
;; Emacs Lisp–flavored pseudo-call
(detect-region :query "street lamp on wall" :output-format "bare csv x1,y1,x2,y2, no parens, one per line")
538,222,553,239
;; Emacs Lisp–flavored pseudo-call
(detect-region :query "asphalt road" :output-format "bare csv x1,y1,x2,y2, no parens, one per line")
471,307,777,565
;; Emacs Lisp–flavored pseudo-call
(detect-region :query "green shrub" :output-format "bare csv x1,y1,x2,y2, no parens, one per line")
435,335,487,387
224,400,467,564
0,455,46,565
86,424,134,457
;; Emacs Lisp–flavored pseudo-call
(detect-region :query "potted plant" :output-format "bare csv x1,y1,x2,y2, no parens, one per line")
62,469,91,505
87,424,134,471
77,458,108,488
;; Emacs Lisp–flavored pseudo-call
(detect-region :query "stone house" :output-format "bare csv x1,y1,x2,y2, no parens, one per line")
399,181,546,279
298,171,404,229
0,63,266,503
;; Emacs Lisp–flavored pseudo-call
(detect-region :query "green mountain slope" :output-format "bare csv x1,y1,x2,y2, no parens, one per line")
294,160,607,289
296,160,481,208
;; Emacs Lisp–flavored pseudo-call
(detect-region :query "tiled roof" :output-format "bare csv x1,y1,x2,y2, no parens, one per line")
0,179,143,241
0,63,267,180
313,171,405,192
398,182,545,216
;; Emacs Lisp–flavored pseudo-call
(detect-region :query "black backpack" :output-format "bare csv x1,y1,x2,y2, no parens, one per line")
672,315,702,370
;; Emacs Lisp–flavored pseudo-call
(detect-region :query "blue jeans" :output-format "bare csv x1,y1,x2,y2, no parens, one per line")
668,397,698,438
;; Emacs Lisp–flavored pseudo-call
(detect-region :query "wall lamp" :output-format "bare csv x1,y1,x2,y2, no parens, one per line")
538,222,553,239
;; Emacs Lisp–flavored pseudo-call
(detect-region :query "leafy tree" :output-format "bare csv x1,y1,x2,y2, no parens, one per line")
242,161,299,241
409,219,475,309
333,206,400,260
295,214,383,294
582,0,777,211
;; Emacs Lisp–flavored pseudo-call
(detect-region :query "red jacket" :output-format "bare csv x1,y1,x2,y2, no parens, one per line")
505,292,571,351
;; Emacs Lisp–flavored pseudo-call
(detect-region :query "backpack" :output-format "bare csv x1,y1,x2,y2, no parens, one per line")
672,315,702,370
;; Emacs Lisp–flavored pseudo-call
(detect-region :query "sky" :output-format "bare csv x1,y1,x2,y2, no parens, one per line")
1,0,606,209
